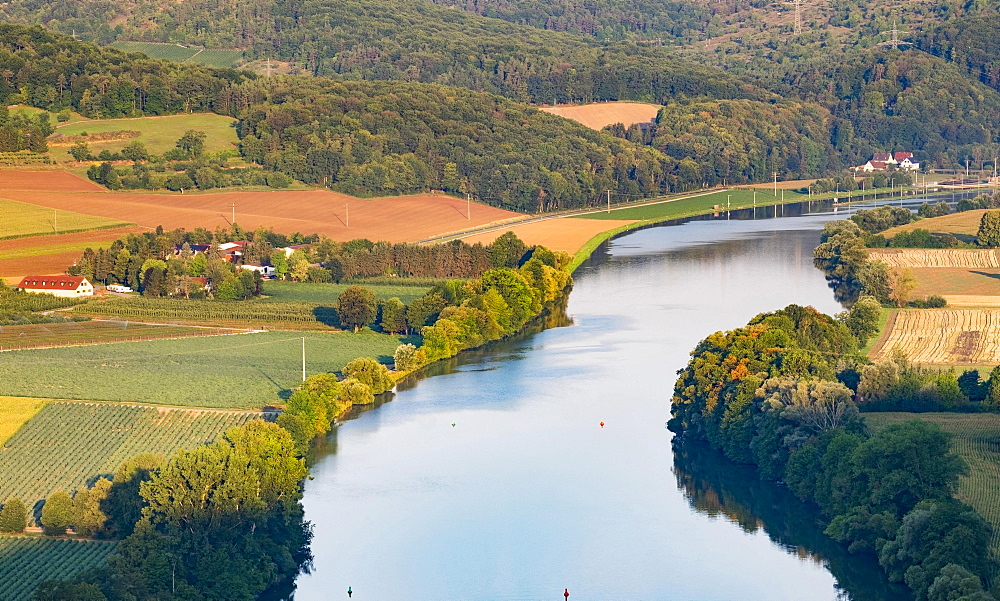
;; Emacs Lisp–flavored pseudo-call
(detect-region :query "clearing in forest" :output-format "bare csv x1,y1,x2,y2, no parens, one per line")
870,309,1000,365
540,102,661,130
109,41,243,68
865,412,1000,554
0,330,410,407
0,401,266,507
49,113,240,161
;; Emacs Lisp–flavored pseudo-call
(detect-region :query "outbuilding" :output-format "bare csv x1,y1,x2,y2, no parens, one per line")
18,275,94,298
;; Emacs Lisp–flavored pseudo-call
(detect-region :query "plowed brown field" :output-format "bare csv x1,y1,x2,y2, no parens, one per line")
1,188,522,244
0,227,143,279
0,170,104,192
540,102,660,130
461,217,635,254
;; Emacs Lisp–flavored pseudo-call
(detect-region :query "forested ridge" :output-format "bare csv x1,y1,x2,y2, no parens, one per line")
0,23,705,209
0,0,756,105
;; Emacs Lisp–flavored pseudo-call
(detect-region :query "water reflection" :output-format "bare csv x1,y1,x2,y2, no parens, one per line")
672,441,911,601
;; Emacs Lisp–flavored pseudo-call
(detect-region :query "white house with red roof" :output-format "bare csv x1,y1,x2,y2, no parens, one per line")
894,152,920,171
18,275,93,298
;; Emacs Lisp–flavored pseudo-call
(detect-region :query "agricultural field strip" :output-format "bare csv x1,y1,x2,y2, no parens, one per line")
0,322,261,353
868,249,1000,269
865,412,1000,555
0,401,265,507
0,537,117,601
0,330,408,407
0,198,132,238
872,309,1000,364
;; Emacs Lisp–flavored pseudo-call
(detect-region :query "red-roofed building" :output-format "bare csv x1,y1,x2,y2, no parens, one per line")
18,276,93,298
862,161,888,172
872,153,893,163
893,152,913,162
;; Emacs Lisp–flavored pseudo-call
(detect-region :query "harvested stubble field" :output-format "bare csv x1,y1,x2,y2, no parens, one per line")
871,309,1000,365
460,217,635,254
865,412,1000,554
2,186,522,243
0,330,410,407
882,209,990,239
0,321,249,351
540,101,661,130
869,248,1000,268
0,401,265,507
0,537,117,601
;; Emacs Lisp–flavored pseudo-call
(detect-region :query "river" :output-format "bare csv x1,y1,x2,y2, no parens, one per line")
291,199,957,601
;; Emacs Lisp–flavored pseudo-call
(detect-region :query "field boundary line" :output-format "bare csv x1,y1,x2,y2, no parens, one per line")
867,309,898,359
42,398,278,415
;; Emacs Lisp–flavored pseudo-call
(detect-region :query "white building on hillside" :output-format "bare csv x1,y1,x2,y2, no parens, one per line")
18,275,94,298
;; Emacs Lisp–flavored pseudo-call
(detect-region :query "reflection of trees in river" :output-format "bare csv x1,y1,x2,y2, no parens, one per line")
672,440,913,601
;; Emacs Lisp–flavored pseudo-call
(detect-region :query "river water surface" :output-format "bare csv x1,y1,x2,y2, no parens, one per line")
293,201,935,601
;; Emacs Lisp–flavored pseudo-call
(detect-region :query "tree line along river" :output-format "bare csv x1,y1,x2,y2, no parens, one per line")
289,197,971,601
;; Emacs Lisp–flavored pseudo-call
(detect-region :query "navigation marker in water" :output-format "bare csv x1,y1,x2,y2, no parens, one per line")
452,423,456,427
600,422,605,428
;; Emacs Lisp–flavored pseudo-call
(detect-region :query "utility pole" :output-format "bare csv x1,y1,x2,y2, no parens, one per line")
606,189,612,213
231,203,235,225
346,204,349,227
301,337,306,382
466,192,471,220
53,209,57,234
879,21,911,49
773,171,778,196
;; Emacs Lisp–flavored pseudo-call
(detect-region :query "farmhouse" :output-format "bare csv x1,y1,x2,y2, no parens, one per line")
859,151,919,172
19,275,94,298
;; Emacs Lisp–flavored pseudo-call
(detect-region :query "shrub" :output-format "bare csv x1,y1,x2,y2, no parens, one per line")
343,357,394,394
340,378,375,405
0,497,28,532
40,491,74,535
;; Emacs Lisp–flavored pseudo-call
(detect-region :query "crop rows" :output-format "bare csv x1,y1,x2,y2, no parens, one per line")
77,298,332,324
866,413,1000,562
0,537,117,601
0,292,84,313
0,321,245,352
0,152,53,166
0,402,264,507
869,249,1000,268
873,309,1000,364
